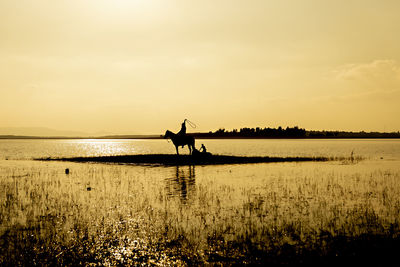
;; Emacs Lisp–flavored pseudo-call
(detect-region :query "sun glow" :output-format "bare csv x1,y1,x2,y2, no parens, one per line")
88,0,156,18
1,1,399,133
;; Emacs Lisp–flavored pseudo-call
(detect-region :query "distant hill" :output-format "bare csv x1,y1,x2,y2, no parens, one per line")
0,127,110,137
0,127,160,139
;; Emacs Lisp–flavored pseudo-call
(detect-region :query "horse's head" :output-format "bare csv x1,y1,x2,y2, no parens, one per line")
163,130,171,139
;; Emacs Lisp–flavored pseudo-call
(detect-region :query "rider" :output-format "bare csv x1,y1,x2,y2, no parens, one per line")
177,119,187,136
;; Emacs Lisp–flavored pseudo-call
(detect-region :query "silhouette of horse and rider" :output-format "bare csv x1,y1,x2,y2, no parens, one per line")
164,119,211,156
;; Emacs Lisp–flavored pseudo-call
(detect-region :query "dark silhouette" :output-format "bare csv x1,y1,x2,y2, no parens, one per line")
192,126,307,138
44,154,330,165
189,126,400,139
191,147,201,157
2,126,399,140
192,144,212,158
164,130,195,155
194,144,212,157
177,119,187,136
200,144,207,153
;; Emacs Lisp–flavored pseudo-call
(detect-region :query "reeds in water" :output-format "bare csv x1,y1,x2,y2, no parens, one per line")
1,161,399,265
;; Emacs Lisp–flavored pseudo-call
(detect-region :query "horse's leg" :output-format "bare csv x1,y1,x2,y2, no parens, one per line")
175,145,179,155
192,139,195,154
189,145,192,155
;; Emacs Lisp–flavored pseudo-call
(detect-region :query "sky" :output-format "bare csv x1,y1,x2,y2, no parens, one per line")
1,0,400,135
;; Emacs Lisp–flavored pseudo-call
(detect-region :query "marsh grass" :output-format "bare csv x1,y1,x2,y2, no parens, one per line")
1,160,400,266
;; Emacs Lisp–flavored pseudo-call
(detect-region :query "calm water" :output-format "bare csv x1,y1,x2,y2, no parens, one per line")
1,138,400,160
1,139,399,200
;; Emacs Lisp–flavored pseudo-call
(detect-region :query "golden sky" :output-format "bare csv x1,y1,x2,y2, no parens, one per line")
1,0,400,134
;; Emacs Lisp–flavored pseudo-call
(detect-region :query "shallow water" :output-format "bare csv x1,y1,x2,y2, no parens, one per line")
1,139,399,199
1,139,400,265
1,139,400,204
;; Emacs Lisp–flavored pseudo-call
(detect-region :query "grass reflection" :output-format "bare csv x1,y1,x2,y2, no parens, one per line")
165,166,196,203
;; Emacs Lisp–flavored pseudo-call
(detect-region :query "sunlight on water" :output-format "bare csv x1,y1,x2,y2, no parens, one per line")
0,139,172,160
1,138,400,160
1,139,400,265
64,139,139,156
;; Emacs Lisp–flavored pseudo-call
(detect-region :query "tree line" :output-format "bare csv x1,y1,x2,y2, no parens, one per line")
190,127,400,139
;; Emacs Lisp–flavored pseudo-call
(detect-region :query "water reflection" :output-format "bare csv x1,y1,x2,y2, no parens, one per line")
165,166,196,203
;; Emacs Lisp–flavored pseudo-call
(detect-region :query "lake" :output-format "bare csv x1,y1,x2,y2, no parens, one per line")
1,139,400,265
1,138,400,160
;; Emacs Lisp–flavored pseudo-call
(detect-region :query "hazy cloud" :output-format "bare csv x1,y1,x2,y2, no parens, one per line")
1,1,400,132
333,60,400,91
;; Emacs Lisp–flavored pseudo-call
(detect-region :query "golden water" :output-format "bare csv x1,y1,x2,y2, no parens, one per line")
1,139,400,265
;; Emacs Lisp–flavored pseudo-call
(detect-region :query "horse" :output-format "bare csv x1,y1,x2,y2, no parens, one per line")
164,130,195,155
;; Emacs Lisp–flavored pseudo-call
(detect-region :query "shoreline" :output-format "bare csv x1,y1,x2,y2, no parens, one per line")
38,154,332,166
2,135,400,140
